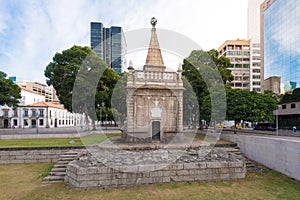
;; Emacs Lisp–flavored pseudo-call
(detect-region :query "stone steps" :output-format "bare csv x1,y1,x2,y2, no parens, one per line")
219,147,260,171
43,150,83,183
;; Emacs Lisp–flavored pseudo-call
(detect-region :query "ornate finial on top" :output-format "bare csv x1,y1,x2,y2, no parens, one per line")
128,60,134,70
177,62,183,72
150,17,157,27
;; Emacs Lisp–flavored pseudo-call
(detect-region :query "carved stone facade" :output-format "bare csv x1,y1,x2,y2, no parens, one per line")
123,18,184,143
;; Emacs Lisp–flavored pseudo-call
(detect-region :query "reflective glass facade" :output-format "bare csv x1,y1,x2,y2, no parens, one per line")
90,22,103,59
90,23,126,74
264,0,300,92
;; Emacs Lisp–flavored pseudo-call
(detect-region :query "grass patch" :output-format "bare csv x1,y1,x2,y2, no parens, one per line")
39,162,55,178
1,163,300,200
0,133,121,148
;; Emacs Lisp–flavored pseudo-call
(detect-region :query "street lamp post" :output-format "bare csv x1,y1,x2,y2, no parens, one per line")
276,105,281,136
97,104,103,129
36,113,39,134
105,114,108,131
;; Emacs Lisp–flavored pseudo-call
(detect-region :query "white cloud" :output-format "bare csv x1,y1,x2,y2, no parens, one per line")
0,0,248,83
271,3,300,55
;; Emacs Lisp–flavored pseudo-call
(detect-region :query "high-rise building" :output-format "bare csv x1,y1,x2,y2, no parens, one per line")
261,0,300,93
247,0,265,92
21,82,58,102
218,40,251,90
91,22,104,59
90,22,126,74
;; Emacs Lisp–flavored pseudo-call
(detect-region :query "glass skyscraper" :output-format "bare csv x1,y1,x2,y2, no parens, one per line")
261,0,300,93
90,22,126,74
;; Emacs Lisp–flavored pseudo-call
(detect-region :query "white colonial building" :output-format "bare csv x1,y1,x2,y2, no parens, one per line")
0,102,82,129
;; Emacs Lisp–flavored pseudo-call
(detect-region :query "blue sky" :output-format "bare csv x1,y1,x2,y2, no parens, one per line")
0,0,248,83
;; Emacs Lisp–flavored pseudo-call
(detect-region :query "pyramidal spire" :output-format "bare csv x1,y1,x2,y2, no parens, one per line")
145,17,164,67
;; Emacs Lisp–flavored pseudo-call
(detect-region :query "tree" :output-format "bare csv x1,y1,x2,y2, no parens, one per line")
44,45,120,128
0,71,21,107
280,88,300,103
182,50,231,125
226,89,277,126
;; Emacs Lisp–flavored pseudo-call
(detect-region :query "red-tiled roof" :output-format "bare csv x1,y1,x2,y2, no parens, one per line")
24,101,65,110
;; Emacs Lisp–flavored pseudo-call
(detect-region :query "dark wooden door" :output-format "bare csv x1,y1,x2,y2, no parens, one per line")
152,121,160,141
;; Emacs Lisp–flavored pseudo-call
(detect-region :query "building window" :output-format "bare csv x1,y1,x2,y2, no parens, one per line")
236,51,242,56
253,69,260,73
282,105,286,109
228,51,234,56
252,43,260,48
13,119,17,126
253,50,260,54
39,119,44,126
24,110,28,117
32,110,36,117
252,56,261,61
243,52,250,56
39,110,44,117
13,109,18,117
244,64,250,68
4,110,8,117
59,120,61,125
291,104,296,109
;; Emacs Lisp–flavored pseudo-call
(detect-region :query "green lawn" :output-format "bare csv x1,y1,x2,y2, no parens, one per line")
0,133,232,148
0,163,299,200
0,133,121,148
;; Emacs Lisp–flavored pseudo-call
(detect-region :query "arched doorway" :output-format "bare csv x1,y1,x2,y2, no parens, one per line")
152,121,160,141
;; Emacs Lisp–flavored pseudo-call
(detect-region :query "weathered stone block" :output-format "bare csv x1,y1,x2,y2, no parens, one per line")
228,162,244,168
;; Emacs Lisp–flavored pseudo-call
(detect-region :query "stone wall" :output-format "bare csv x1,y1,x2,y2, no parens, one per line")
221,133,300,181
65,161,246,189
0,146,84,164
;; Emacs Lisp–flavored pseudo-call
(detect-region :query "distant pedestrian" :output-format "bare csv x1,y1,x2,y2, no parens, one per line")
293,126,297,133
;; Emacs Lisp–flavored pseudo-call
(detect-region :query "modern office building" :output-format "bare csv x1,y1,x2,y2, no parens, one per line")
90,22,126,74
264,76,281,94
261,0,300,93
247,0,264,92
91,22,104,59
218,40,251,90
20,82,58,102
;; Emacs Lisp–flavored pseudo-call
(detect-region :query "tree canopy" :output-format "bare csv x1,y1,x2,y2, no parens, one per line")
0,71,21,107
226,89,277,123
280,88,300,104
182,49,231,124
44,45,120,123
182,49,277,125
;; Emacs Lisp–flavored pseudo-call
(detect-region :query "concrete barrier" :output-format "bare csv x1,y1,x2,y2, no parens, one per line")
221,133,300,181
